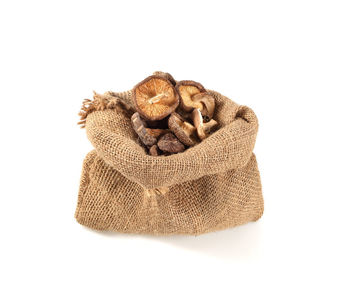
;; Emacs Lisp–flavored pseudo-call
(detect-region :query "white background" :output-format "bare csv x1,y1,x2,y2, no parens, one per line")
1,1,349,287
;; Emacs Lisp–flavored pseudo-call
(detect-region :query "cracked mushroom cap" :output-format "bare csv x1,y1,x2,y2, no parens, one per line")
131,112,158,146
157,133,185,154
175,80,206,112
168,113,197,146
192,108,218,140
132,75,179,121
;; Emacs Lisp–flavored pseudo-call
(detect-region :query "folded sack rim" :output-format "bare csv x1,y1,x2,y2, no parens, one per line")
83,90,259,188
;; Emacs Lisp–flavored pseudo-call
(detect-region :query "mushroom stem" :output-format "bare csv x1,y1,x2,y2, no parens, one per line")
148,93,167,104
192,108,218,140
202,119,218,133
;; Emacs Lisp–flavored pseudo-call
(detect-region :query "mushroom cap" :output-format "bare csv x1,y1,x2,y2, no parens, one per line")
153,71,176,86
157,133,185,154
191,108,218,140
203,119,218,134
149,144,160,156
131,112,157,146
175,80,206,112
145,128,169,138
192,92,215,119
133,75,179,121
168,113,197,146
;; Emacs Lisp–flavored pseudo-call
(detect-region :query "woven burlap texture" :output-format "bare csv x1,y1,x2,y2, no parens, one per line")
75,90,263,235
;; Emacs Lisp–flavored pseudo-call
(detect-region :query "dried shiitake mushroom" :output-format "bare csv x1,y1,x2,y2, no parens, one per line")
192,92,215,119
131,112,158,146
157,133,185,154
168,113,197,146
153,71,176,86
175,80,206,112
145,128,169,138
132,75,179,121
192,108,218,140
149,145,160,156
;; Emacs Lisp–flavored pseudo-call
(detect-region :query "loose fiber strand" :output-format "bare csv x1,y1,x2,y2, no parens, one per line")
77,90,134,128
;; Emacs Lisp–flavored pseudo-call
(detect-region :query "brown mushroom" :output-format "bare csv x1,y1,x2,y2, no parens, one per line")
168,113,197,146
175,80,206,112
149,145,160,156
192,108,218,140
131,112,157,146
192,92,215,119
145,128,169,138
132,75,179,121
153,71,176,86
157,133,185,154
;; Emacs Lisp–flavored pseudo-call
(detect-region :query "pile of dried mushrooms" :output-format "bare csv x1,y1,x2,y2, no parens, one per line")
131,72,218,156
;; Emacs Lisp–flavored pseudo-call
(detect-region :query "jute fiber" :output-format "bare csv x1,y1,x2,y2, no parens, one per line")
75,90,263,235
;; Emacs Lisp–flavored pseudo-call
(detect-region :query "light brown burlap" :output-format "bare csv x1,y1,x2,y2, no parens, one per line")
75,90,263,235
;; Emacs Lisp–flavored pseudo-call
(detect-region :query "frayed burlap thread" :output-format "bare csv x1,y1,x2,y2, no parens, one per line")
75,90,263,235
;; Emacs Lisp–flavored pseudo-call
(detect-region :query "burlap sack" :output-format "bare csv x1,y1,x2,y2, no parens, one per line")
75,90,263,235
